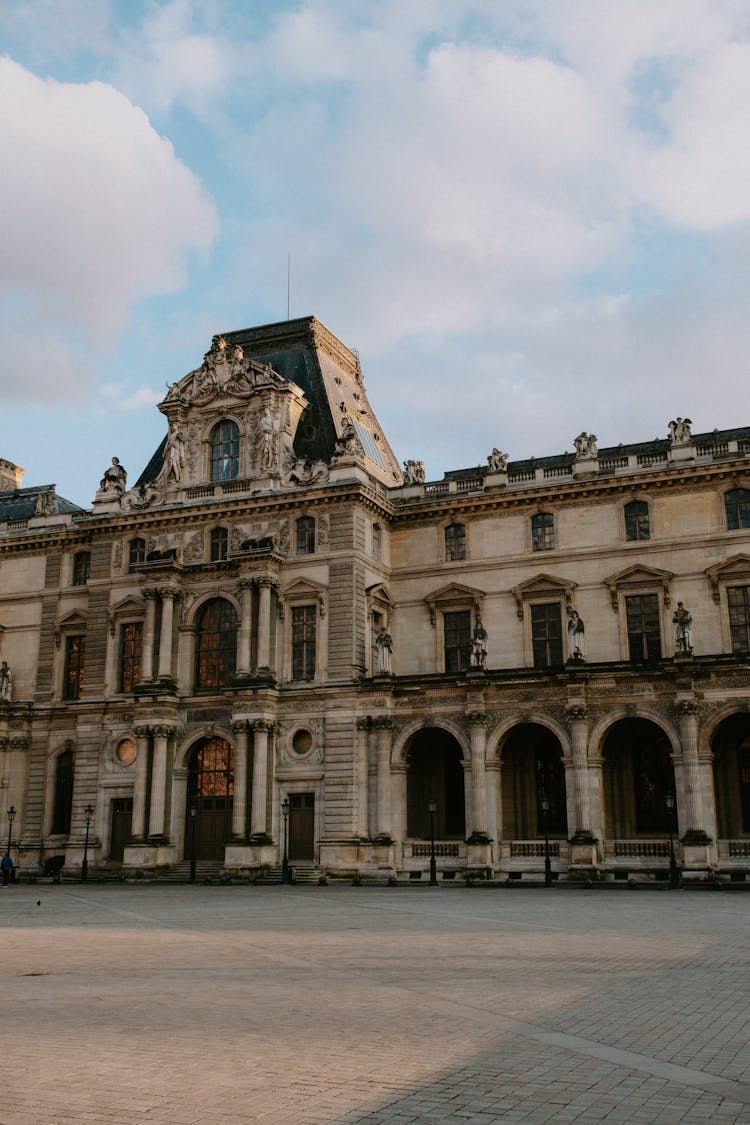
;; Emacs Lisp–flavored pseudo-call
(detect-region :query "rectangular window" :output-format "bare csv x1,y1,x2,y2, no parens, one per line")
531,512,555,551
445,524,466,561
728,586,750,656
119,622,143,693
129,538,146,572
292,605,316,681
296,517,315,555
531,603,563,668
63,635,86,700
625,594,662,662
72,551,91,586
444,610,471,673
210,527,228,562
624,501,650,541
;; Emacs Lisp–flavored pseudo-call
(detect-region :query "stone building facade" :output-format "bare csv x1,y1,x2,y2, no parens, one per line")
1,317,750,883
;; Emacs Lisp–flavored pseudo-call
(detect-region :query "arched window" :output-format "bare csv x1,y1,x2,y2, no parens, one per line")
194,598,237,690
296,516,315,555
725,488,750,530
210,527,228,562
624,500,650,541
445,523,466,561
52,748,75,835
210,420,240,482
128,538,146,572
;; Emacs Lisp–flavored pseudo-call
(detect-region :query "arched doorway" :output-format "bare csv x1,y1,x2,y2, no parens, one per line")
406,728,465,839
603,718,676,837
185,737,234,860
712,714,750,840
501,723,567,839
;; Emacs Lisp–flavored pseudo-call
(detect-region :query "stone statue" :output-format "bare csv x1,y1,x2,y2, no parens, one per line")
567,610,585,660
0,660,12,702
574,432,598,459
163,421,185,484
403,459,426,485
34,490,55,516
335,418,362,456
668,417,693,444
374,628,393,674
487,448,508,472
100,457,127,494
470,619,488,669
258,406,275,470
673,602,693,653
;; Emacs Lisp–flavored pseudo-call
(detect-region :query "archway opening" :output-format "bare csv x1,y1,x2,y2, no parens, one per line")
712,713,750,839
603,718,675,837
406,728,465,839
501,723,567,838
185,737,234,860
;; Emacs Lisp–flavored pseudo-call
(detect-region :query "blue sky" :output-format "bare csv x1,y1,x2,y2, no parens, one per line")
2,0,750,505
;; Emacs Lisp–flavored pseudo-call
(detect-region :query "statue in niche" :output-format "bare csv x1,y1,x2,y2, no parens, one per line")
100,457,127,494
567,610,586,660
487,448,508,472
335,418,362,456
258,406,276,470
668,417,693,444
403,459,426,485
0,660,12,702
574,432,598,459
163,421,185,483
374,628,393,675
470,619,488,669
673,602,693,654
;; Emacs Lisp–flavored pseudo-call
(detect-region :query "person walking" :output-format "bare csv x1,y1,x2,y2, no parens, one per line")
1,852,12,886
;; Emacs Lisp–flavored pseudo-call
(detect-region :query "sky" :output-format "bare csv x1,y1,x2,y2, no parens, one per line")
2,0,750,507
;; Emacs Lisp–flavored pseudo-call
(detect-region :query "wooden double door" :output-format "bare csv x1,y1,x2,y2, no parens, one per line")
288,793,315,862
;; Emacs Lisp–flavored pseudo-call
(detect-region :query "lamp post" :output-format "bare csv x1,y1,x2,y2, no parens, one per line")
665,790,679,889
281,797,290,884
428,799,437,886
6,805,15,860
189,801,197,884
540,794,552,887
81,803,94,883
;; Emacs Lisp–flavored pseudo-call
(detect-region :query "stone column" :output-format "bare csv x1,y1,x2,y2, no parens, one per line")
486,759,501,856
675,700,710,842
256,580,274,675
566,705,595,842
140,589,158,682
391,763,408,845
130,725,151,840
466,712,490,842
373,717,393,842
355,718,371,837
148,724,172,839
236,580,253,677
157,588,177,681
250,720,272,841
232,720,249,841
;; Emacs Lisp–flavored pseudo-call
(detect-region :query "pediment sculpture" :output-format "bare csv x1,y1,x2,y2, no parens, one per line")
163,336,286,408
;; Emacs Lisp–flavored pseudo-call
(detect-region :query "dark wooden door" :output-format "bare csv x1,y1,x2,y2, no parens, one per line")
289,793,314,861
110,798,133,862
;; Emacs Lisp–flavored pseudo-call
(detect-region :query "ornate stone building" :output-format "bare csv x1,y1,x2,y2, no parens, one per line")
1,317,750,883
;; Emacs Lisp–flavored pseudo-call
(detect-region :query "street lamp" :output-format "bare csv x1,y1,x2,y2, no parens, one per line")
6,805,15,859
81,803,94,883
281,797,290,884
428,799,437,886
665,790,679,889
189,801,197,884
540,794,552,887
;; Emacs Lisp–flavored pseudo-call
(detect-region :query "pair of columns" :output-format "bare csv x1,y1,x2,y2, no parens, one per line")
236,578,277,678
141,586,178,683
132,723,176,841
231,718,274,840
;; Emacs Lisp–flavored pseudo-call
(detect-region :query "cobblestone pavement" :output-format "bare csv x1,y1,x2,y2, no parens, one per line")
1,885,749,1124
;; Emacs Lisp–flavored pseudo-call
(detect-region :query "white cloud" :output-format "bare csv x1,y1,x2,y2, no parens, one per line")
0,57,217,404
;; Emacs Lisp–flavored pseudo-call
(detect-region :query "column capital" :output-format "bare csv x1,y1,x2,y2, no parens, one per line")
373,716,394,731
157,586,179,601
675,699,699,717
466,711,490,727
231,719,249,733
566,704,590,724
142,587,160,601
356,717,372,731
251,718,273,733
151,723,176,739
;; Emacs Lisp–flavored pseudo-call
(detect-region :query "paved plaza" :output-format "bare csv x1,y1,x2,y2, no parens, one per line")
1,885,749,1125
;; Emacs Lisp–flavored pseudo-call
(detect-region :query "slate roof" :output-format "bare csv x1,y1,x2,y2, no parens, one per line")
0,486,83,522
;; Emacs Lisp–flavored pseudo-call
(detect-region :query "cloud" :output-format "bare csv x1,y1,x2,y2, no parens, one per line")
0,57,217,405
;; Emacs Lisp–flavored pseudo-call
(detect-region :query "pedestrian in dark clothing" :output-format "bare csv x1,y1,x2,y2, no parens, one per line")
1,853,12,886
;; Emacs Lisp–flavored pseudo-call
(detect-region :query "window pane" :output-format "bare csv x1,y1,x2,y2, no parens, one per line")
531,603,563,668
210,420,240,482
195,599,237,689
626,594,661,662
63,636,86,700
72,552,91,585
119,622,143,692
292,605,316,680
531,513,554,551
624,501,650,541
726,489,750,530
444,610,471,673
445,524,466,561
728,586,750,656
210,527,228,561
296,517,315,555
